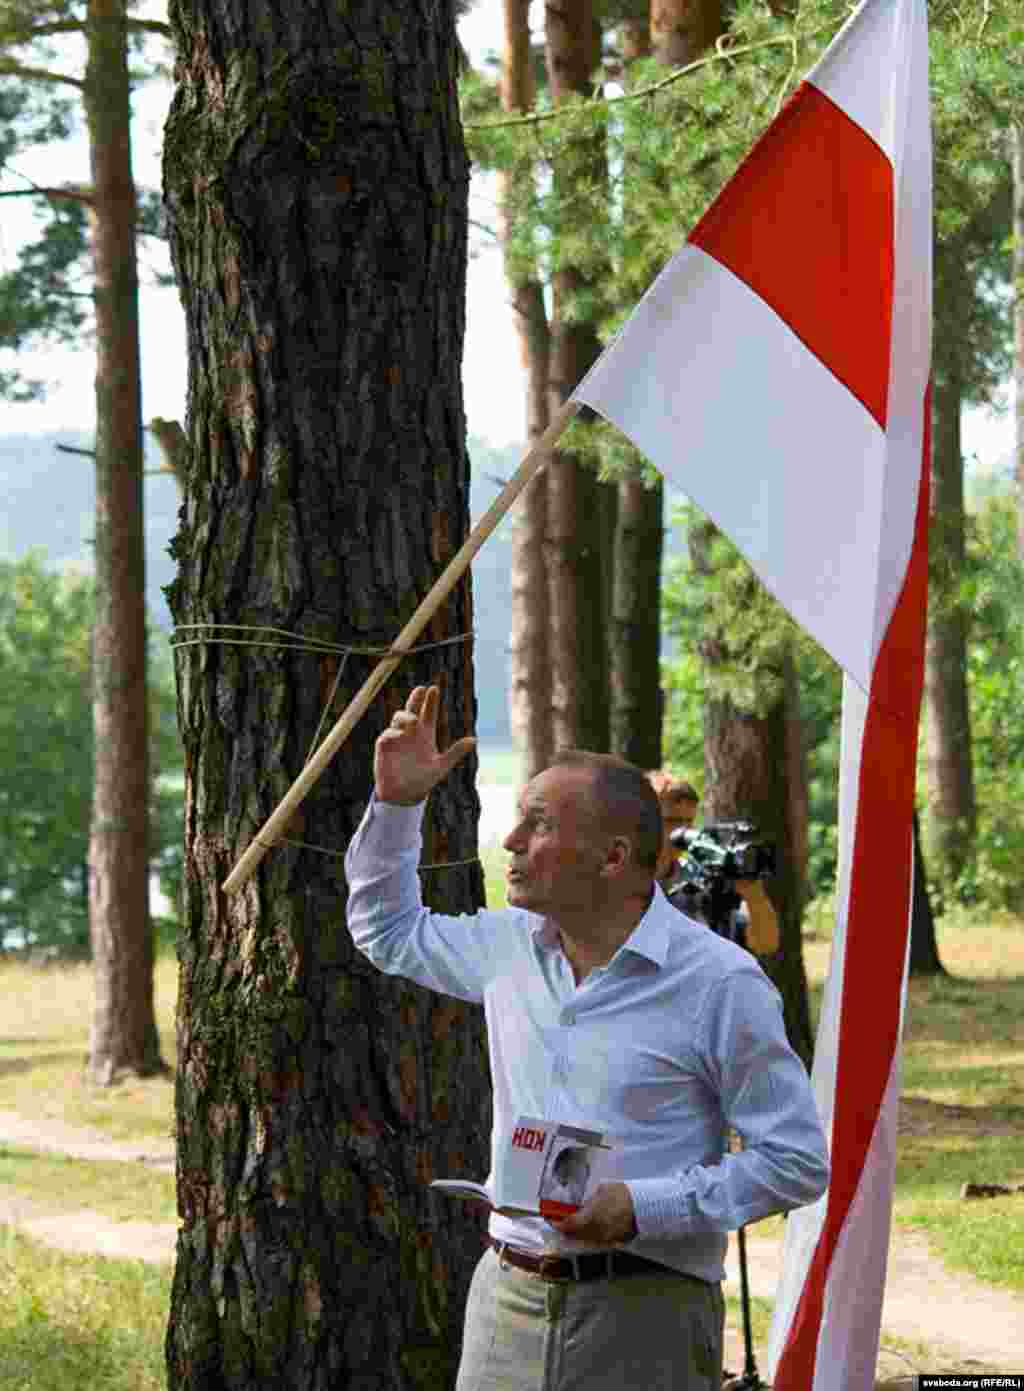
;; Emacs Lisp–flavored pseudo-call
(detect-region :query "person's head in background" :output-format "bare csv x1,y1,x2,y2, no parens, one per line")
646,771,699,883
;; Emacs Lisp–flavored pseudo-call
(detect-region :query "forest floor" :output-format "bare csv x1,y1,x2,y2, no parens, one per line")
1,1107,1023,1383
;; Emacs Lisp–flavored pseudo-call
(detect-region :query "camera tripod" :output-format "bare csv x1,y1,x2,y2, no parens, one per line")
704,884,768,1391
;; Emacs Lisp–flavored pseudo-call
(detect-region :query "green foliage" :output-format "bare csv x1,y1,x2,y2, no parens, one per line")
939,494,1024,910
0,553,183,954
0,197,93,360
0,554,94,952
0,0,173,400
661,502,843,897
462,0,1023,910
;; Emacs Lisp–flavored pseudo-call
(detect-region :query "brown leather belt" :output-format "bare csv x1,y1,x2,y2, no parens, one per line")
489,1237,701,1285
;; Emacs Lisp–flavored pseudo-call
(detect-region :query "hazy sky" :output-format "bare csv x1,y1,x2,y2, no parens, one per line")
0,1,1014,472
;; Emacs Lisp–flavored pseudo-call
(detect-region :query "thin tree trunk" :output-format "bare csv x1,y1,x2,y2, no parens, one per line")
608,7,664,769
925,374,976,890
84,0,162,1083
1012,125,1024,560
500,0,555,781
545,0,613,754
609,0,724,766
909,811,945,976
610,474,664,765
162,3,490,1385
651,0,722,64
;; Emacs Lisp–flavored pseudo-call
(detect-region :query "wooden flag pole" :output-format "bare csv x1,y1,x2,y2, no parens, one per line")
222,398,581,895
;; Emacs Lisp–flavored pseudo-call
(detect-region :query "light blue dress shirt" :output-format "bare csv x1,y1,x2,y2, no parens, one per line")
344,795,830,1283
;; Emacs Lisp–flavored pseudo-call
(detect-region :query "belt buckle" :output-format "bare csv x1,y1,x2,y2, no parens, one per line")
538,1252,573,1282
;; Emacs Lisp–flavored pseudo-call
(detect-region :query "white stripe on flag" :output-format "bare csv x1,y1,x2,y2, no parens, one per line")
576,245,888,689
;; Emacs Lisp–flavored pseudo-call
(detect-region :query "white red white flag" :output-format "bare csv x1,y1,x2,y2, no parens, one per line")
572,2,932,1388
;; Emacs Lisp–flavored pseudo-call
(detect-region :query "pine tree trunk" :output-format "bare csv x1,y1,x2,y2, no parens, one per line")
700,662,814,1067
607,7,663,769
924,374,976,890
908,811,945,976
545,0,613,754
606,0,725,768
162,4,490,1386
651,0,722,65
85,0,162,1083
1012,126,1024,561
500,0,555,781
610,474,663,766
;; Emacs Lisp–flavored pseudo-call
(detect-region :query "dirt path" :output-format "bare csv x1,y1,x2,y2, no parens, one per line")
725,1228,1024,1377
2,1110,1022,1376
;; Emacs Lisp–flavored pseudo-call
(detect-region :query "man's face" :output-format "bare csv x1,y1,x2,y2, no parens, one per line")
502,766,606,916
655,797,698,881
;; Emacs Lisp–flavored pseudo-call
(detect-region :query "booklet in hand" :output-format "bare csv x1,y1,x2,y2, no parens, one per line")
430,1115,621,1218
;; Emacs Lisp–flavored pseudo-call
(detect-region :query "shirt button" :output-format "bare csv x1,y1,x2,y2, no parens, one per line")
563,1011,575,1026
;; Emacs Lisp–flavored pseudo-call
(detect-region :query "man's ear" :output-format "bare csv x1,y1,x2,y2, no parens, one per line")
601,836,633,878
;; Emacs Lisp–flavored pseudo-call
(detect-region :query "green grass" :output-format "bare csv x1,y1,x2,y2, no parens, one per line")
0,1146,177,1225
0,954,177,1143
804,909,1024,1293
0,1226,170,1391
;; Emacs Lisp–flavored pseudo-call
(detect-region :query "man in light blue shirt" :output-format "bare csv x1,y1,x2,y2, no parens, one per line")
345,685,829,1391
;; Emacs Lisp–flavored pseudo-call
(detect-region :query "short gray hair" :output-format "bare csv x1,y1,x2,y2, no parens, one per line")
547,750,662,872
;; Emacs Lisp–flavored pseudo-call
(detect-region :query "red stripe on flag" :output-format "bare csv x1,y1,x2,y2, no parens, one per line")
690,82,894,430
773,388,931,1388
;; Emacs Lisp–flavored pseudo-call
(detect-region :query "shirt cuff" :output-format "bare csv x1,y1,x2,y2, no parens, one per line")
368,788,428,827
625,1177,695,1240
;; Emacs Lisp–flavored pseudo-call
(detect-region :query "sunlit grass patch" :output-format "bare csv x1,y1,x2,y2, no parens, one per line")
0,1147,176,1225
801,907,1024,1293
0,1225,170,1391
0,955,177,1142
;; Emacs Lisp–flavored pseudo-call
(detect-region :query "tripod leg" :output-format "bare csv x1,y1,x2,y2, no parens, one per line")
735,1224,763,1387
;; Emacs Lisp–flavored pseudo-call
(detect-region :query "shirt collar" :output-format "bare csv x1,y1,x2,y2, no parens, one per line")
529,885,673,969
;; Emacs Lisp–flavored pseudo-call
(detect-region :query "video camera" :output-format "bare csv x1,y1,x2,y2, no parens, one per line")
668,820,776,898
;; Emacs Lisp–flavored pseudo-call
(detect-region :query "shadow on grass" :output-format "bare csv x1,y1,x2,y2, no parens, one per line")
0,1049,83,1080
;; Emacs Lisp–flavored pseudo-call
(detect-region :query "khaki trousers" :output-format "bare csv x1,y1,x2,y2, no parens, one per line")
455,1245,724,1391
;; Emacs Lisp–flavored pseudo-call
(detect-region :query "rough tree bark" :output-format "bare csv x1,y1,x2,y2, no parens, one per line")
545,0,613,754
85,0,163,1083
924,373,977,890
162,3,490,1386
500,0,555,781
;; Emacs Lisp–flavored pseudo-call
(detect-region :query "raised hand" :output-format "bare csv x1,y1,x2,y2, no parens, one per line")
373,685,476,806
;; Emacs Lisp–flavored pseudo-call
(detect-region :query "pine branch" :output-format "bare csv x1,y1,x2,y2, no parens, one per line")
0,58,85,90
0,17,171,39
0,185,93,205
464,25,837,132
